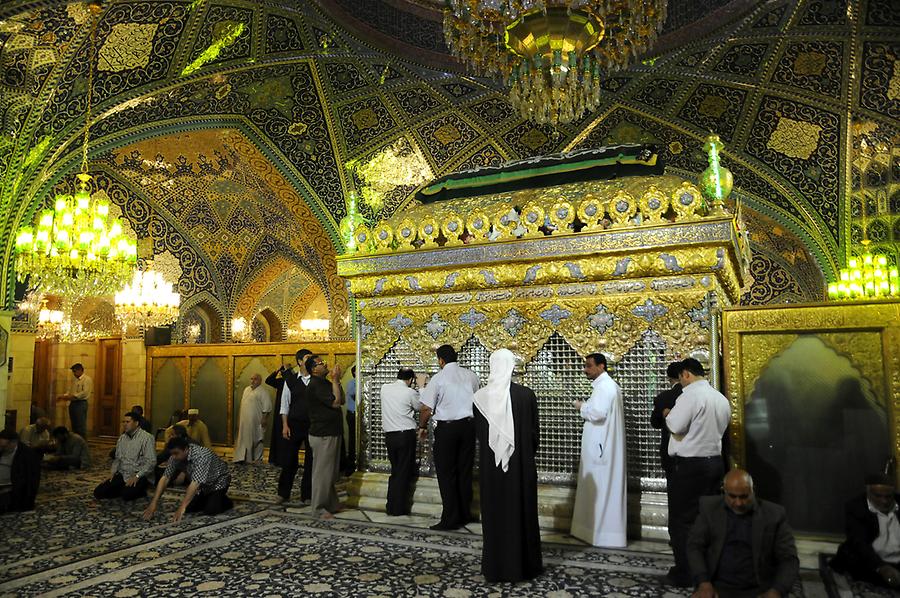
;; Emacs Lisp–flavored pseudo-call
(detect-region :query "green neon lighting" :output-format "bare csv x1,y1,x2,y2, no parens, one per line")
181,22,246,77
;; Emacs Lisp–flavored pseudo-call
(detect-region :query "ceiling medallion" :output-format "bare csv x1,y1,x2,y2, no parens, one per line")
444,0,668,124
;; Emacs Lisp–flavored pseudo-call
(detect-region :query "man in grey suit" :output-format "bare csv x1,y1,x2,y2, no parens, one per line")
687,469,799,598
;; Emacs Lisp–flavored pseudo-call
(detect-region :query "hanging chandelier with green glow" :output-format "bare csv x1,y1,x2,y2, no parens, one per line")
15,173,137,297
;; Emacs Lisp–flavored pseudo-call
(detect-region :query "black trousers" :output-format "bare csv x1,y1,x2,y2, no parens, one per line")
278,419,314,501
668,455,724,582
93,473,150,502
433,418,475,527
385,429,417,515
186,488,233,516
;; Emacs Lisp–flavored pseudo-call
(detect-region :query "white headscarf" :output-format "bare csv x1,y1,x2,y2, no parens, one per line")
473,348,517,472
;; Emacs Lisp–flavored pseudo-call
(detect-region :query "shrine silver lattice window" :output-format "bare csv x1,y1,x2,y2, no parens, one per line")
362,330,673,490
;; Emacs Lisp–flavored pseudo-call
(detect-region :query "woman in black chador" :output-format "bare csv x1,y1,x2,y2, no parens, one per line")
474,348,543,582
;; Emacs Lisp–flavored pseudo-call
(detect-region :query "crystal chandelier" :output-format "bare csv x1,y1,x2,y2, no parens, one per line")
114,268,180,329
300,312,330,341
36,303,65,340
828,249,899,300
15,174,137,297
828,127,899,300
444,0,668,124
13,2,137,298
231,317,251,342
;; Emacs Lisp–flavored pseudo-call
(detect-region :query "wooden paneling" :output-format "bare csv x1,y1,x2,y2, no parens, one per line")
94,338,122,436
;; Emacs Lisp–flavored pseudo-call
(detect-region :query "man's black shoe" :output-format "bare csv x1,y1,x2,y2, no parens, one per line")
429,522,459,531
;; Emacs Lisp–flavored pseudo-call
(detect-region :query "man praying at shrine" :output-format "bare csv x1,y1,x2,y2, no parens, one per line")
305,354,345,519
570,352,627,547
831,473,900,589
143,435,233,521
419,344,480,531
0,430,41,513
46,426,91,470
19,417,53,456
94,411,156,502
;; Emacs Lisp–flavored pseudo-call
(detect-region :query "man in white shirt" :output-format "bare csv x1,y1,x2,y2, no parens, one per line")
664,358,731,587
277,349,313,503
381,368,423,516
57,363,92,439
419,344,480,530
94,411,156,502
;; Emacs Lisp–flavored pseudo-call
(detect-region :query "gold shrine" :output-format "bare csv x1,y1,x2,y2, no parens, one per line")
339,150,750,535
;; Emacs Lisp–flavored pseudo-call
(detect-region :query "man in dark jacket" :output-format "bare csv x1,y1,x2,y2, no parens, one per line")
650,362,682,476
687,469,798,598
831,473,900,589
0,430,41,513
304,354,344,519
265,365,288,465
277,349,314,503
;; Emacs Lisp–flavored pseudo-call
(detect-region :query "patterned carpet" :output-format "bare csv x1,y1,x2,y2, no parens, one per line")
0,446,885,597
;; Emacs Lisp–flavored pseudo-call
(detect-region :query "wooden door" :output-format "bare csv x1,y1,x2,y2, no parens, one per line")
31,339,51,419
94,338,122,436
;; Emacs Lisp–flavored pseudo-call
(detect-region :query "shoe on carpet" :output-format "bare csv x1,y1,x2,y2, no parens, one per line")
429,522,460,531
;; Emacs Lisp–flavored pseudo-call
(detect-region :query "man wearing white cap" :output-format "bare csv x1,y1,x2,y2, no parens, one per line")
177,409,212,448
474,348,543,582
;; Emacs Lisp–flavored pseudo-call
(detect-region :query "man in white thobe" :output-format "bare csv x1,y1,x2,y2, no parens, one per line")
233,374,272,463
570,352,627,547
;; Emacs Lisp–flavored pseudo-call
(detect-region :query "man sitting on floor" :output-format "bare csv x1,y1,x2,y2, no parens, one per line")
687,469,798,598
19,417,54,457
831,473,900,589
46,426,91,470
0,430,41,513
173,409,212,448
94,411,156,502
131,405,153,434
143,436,233,522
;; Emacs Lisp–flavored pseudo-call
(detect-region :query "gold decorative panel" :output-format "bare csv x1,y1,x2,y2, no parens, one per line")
723,300,900,533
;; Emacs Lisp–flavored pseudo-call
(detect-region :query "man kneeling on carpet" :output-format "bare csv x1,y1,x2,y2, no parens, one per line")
143,436,233,522
94,411,156,502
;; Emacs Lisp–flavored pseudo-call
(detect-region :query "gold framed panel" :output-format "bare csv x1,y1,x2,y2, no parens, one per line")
722,300,900,482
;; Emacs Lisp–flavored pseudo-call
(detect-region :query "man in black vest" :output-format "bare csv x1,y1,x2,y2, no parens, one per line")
277,348,314,504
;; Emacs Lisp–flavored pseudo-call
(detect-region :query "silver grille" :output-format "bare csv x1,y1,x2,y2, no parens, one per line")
616,330,669,491
523,332,592,484
362,331,672,491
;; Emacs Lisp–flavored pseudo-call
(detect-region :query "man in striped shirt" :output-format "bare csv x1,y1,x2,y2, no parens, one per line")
143,436,233,522
94,411,156,502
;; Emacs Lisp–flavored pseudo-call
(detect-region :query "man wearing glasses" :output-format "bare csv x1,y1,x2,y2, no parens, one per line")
304,354,345,519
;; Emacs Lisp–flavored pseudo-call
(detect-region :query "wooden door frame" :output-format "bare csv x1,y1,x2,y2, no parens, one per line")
94,336,123,437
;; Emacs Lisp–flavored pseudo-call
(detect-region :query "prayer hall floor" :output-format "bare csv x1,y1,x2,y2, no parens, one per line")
0,446,889,597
